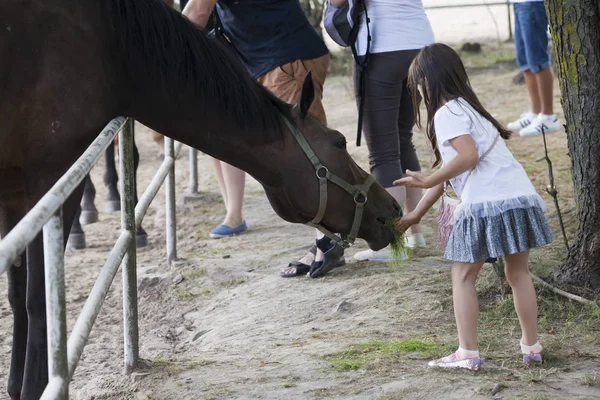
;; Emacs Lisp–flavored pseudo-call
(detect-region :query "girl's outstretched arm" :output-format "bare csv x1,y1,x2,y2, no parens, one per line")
396,183,443,232
393,135,479,189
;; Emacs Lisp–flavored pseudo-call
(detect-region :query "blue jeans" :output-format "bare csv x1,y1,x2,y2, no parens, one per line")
514,2,550,73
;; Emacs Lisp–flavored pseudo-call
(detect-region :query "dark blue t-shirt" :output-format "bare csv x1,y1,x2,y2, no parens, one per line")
216,0,329,79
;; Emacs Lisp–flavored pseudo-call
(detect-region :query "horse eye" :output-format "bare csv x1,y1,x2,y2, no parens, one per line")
335,138,347,149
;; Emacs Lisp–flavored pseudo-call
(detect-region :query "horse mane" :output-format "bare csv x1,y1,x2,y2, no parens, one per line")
106,0,292,143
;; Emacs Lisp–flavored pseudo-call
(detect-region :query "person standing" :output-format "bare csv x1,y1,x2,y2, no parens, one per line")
330,0,435,262
506,0,560,137
183,0,346,276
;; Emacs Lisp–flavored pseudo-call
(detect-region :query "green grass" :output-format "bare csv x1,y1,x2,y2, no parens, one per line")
324,338,446,372
384,217,411,266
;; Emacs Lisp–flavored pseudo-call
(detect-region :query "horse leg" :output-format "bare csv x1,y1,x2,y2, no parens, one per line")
66,205,86,250
80,174,99,225
1,197,28,400
133,135,148,247
20,182,85,399
104,142,121,212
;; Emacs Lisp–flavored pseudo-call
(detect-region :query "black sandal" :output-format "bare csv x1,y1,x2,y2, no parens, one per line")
280,263,311,278
309,237,345,278
287,245,317,268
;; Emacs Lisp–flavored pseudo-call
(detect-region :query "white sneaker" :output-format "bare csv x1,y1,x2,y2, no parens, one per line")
353,247,409,263
404,233,426,249
507,112,536,131
519,115,560,137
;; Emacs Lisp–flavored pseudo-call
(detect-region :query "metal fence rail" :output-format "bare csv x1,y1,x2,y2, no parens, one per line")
0,116,183,399
424,0,514,40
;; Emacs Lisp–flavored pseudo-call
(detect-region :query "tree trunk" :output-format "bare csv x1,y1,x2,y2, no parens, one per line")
300,0,325,39
546,1,600,291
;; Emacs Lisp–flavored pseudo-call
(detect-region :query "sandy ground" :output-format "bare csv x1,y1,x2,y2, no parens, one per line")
0,52,598,400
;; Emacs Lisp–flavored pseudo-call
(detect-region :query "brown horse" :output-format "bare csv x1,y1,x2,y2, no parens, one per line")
0,0,399,398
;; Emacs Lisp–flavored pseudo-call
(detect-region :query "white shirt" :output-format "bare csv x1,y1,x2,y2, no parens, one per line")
434,98,538,205
355,0,435,56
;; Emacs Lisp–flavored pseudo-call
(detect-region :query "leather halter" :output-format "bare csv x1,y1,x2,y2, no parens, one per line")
283,118,375,248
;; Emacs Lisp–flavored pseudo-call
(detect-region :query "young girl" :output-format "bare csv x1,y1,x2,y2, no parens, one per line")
395,43,553,370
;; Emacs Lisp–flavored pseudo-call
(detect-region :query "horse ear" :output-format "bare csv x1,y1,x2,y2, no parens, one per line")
298,72,315,118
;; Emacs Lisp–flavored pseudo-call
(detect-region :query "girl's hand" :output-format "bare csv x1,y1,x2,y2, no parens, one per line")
396,211,421,233
393,170,432,188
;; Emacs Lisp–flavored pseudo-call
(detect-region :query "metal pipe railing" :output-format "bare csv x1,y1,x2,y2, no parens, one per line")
0,117,126,276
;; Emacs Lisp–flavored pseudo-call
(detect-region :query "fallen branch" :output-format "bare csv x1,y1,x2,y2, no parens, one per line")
530,273,599,306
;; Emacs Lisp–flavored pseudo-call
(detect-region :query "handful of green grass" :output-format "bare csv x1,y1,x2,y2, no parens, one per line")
385,216,412,266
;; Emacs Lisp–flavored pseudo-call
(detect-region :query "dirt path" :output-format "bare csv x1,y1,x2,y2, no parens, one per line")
1,62,599,400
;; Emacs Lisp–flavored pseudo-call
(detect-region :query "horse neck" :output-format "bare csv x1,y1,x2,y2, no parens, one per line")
125,84,286,188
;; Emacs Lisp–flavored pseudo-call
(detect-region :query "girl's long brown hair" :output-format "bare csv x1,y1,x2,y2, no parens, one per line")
408,43,511,167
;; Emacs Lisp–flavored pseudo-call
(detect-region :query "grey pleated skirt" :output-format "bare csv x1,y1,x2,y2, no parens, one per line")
444,196,554,263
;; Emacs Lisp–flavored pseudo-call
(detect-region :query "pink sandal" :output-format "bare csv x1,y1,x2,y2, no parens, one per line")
428,351,484,371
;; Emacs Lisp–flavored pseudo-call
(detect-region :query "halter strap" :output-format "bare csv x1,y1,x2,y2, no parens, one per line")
283,118,376,248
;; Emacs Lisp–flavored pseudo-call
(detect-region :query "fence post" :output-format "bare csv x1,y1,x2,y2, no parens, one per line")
165,136,177,265
43,211,69,399
120,118,139,373
189,147,198,194
506,0,513,41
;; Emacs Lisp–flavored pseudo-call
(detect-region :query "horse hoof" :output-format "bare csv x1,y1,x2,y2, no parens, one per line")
66,233,86,250
105,200,121,213
136,232,148,248
80,210,99,225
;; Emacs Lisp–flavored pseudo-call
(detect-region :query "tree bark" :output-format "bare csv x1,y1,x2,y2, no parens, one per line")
300,0,325,39
546,0,600,291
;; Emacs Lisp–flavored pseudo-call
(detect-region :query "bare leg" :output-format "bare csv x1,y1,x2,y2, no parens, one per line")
504,251,538,346
523,70,541,115
451,261,484,351
404,185,423,235
386,186,406,208
212,157,228,210
221,162,245,228
534,67,554,115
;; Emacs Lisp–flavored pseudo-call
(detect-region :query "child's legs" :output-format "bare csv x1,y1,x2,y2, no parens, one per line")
504,251,538,346
451,261,485,351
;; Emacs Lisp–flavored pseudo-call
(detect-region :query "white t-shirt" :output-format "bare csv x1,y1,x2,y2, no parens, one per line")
355,0,435,56
434,98,538,205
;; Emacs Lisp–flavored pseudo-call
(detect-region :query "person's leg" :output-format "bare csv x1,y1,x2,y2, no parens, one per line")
536,66,554,115
397,74,423,237
428,260,485,370
517,3,558,136
220,162,245,228
504,251,538,346
212,157,228,209
451,261,484,351
508,3,539,130
523,70,541,114
353,51,416,261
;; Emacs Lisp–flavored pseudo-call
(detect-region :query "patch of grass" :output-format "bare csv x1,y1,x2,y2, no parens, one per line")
324,338,446,372
219,278,248,288
581,373,600,387
174,287,196,301
152,355,214,376
183,268,206,281
520,367,559,384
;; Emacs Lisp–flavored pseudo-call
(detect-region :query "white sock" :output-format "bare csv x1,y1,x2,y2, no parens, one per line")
457,347,480,358
520,340,543,353
540,113,556,122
